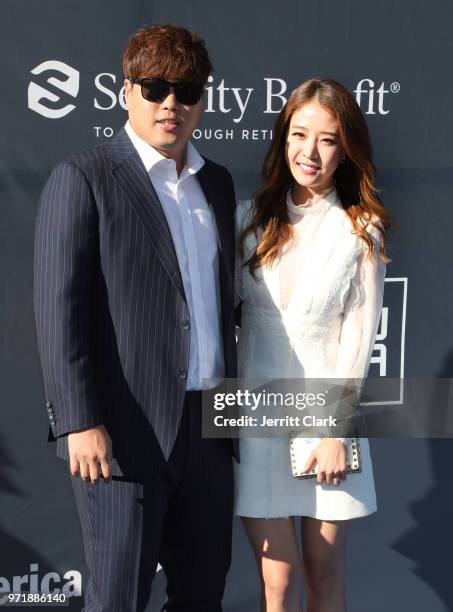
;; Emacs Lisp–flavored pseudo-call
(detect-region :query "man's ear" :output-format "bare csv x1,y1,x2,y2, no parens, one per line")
123,78,132,98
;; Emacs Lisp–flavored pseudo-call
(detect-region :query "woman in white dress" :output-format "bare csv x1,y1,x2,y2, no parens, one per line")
235,78,393,611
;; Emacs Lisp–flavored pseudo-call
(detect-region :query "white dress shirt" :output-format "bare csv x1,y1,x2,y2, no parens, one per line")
125,121,224,389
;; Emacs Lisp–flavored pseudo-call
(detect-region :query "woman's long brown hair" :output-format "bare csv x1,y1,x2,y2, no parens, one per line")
240,78,394,276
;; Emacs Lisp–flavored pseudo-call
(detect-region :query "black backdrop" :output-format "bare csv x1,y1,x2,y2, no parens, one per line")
1,1,453,610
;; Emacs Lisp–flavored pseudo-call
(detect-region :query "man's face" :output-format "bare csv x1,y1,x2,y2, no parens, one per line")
124,77,203,160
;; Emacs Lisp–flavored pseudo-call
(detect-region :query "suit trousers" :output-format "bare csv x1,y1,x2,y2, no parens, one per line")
71,391,234,612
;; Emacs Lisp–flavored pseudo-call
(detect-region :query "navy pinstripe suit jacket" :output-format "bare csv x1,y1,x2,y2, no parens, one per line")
34,128,238,478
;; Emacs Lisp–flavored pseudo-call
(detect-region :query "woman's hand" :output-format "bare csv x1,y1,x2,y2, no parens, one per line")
302,438,348,485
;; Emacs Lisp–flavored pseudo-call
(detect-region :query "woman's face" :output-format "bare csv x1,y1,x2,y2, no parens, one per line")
285,101,344,201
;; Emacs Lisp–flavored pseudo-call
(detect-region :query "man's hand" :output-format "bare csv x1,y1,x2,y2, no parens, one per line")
302,438,347,486
68,425,112,484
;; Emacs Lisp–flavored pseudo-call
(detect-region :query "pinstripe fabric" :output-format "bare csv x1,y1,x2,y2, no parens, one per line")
70,393,233,612
34,127,238,475
71,478,151,611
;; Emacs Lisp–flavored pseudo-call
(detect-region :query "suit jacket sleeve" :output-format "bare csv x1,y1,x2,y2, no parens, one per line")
34,160,102,438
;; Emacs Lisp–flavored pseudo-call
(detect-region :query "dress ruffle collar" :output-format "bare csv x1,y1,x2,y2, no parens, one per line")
286,184,338,217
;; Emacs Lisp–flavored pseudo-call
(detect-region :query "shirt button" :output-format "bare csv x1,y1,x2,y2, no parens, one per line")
178,369,188,380
182,321,190,331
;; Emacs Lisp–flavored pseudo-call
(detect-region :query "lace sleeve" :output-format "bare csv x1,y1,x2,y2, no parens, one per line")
329,225,386,438
334,225,386,380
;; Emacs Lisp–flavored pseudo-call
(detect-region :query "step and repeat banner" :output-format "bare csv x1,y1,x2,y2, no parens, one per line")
1,1,453,610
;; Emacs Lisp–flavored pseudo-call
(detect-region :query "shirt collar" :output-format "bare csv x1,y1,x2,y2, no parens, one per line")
125,120,204,180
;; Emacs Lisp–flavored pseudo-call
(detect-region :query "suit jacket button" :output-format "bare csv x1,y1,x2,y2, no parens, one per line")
182,321,190,330
178,369,187,380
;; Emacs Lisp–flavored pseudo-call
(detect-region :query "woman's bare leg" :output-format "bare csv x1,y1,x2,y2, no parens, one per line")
241,516,303,612
301,516,348,612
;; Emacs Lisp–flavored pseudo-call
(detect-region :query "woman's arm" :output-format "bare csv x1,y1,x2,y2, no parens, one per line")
305,226,386,482
331,225,387,436
334,226,386,379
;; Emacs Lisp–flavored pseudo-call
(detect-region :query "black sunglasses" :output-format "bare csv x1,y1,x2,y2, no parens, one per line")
128,76,204,105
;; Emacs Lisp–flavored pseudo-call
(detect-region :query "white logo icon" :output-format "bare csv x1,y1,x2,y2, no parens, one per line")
28,60,79,119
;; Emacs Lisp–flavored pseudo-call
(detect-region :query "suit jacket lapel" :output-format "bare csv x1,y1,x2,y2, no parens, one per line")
107,128,186,301
197,162,232,264
196,162,234,331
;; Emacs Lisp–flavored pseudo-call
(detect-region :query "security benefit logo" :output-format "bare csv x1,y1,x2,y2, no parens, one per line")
26,61,401,143
362,277,408,406
28,60,79,119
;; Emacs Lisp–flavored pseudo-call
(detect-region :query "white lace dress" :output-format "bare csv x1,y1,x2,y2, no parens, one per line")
234,186,385,519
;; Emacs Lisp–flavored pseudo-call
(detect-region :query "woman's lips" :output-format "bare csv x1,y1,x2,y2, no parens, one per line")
297,162,320,175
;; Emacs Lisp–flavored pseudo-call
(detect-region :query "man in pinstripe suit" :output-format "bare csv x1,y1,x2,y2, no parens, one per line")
34,24,238,611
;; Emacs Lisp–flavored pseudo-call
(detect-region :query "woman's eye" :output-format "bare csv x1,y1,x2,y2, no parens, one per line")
292,132,304,138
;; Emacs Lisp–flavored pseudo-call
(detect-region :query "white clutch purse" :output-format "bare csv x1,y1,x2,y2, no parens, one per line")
289,433,362,479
